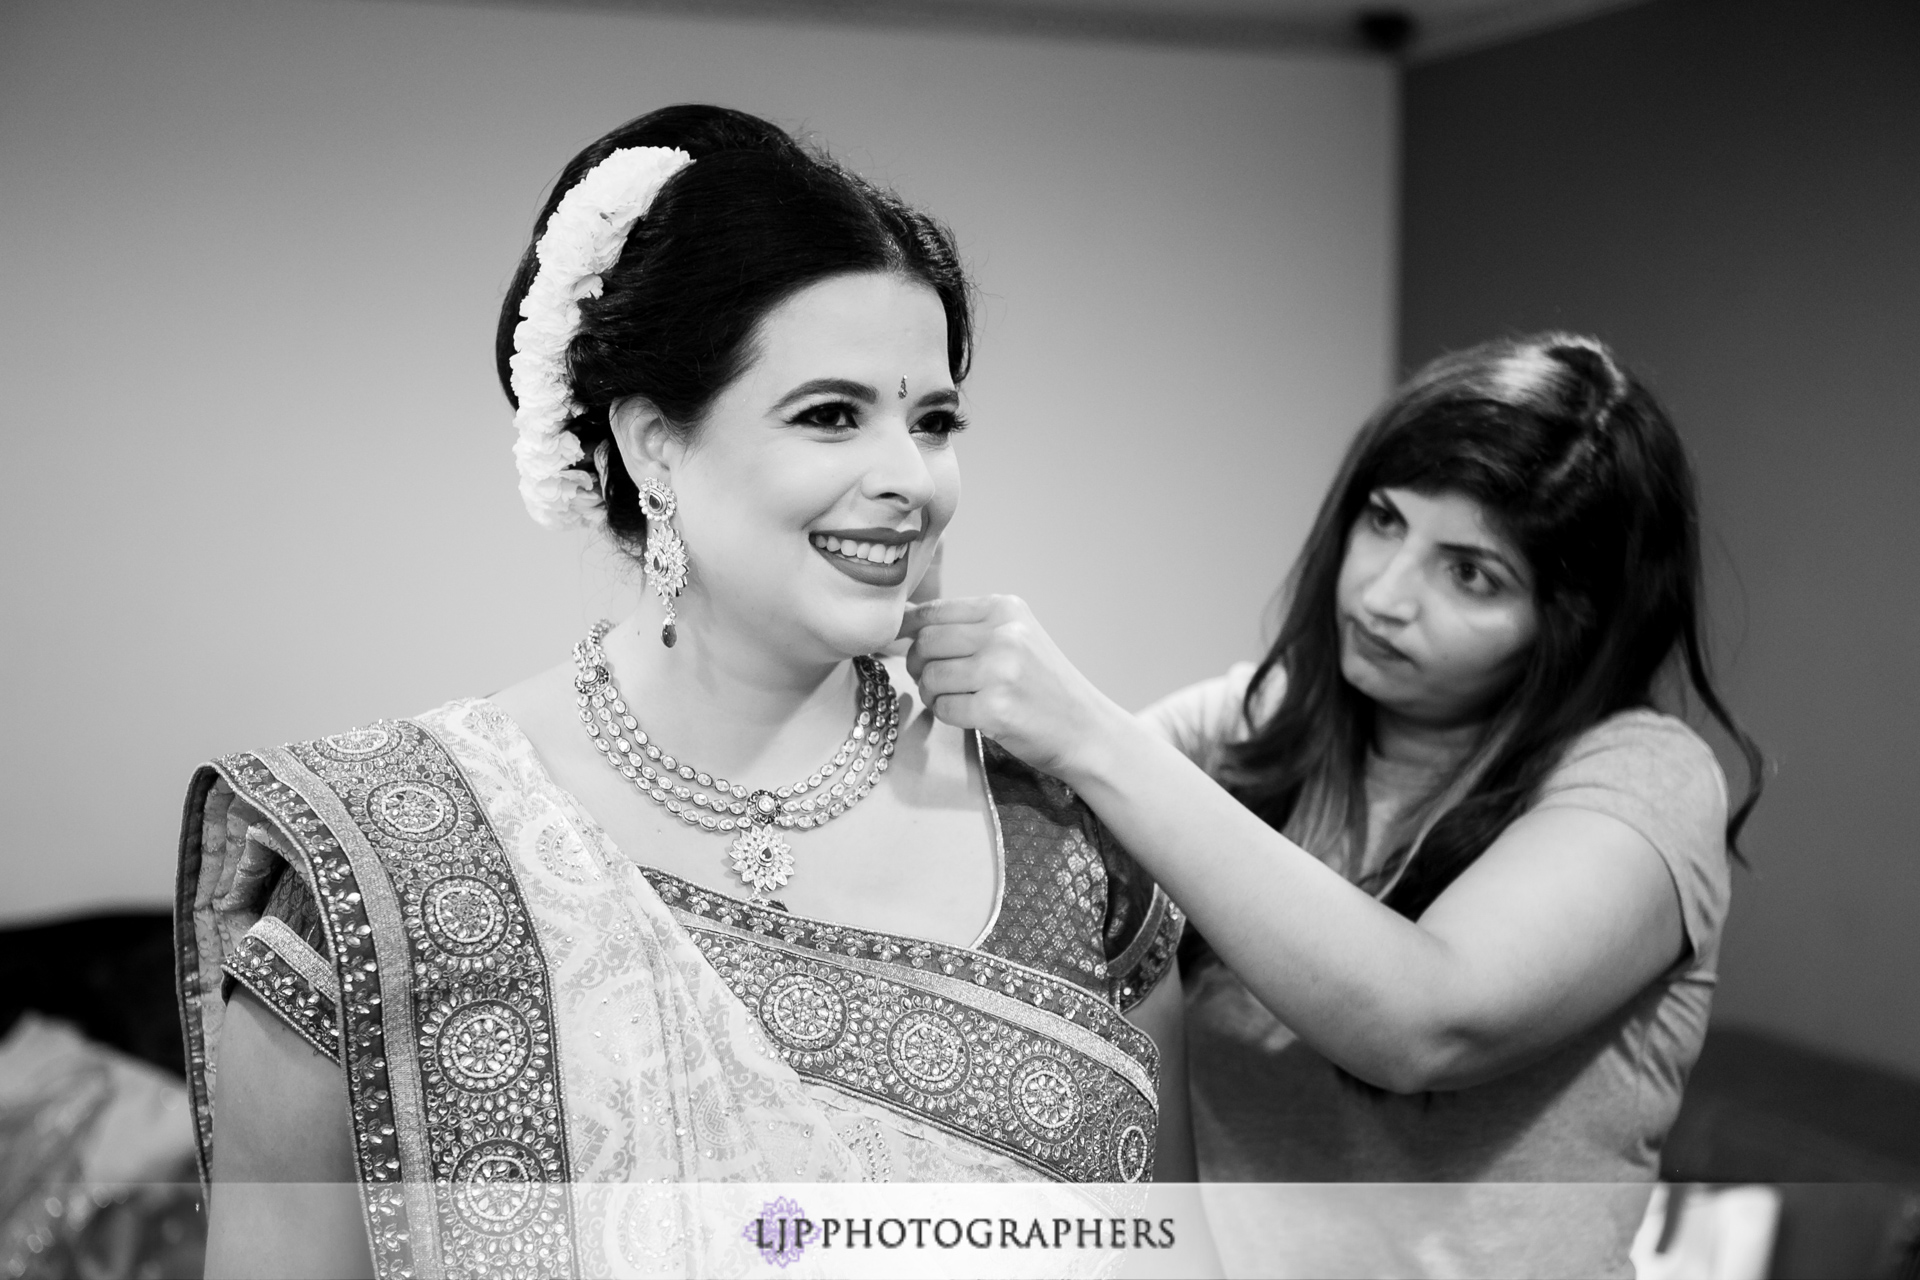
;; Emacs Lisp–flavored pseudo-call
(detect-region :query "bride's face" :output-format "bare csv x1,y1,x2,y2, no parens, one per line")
649,272,963,663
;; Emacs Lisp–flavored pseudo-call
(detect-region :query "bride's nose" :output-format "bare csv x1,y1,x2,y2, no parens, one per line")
861,420,938,508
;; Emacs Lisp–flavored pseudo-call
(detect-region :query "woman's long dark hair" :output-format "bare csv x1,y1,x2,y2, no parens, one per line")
1221,333,1763,921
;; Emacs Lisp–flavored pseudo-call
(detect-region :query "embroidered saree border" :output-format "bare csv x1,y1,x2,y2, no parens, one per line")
184,722,584,1280
679,911,1157,1097
646,872,1159,1087
649,870,1162,1184
674,913,1159,1183
210,747,433,1279
295,723,581,1279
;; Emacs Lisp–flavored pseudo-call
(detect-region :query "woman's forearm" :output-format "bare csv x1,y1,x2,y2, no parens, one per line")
1068,705,1478,1092
899,595,1638,1091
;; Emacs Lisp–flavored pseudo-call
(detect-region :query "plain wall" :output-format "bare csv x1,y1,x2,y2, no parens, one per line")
0,0,1395,920
1401,0,1920,1077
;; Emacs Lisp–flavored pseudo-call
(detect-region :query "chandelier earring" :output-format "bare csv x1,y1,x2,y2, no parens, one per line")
638,478,688,647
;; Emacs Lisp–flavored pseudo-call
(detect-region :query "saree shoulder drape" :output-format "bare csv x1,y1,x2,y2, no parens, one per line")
176,699,1180,1278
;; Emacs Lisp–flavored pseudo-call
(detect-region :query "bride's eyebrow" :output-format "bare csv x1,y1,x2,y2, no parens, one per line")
772,378,876,411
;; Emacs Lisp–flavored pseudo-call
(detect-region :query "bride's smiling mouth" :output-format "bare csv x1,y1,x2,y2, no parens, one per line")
809,526,919,587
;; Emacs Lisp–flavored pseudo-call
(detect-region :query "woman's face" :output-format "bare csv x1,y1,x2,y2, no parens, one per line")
1335,487,1539,728
640,272,962,665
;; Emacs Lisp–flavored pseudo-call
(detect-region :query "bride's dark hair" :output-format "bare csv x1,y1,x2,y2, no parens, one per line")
495,104,974,549
1220,333,1763,921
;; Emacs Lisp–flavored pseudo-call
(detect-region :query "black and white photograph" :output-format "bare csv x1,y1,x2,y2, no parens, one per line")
2,0,1916,1276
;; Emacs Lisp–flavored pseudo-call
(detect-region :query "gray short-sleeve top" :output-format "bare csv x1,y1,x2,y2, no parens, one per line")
1144,666,1731,1279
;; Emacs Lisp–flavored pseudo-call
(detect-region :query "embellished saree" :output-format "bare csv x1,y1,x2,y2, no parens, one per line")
175,699,1181,1277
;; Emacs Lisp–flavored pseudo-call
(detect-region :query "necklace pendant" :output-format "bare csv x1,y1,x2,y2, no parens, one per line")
575,624,898,912
729,823,795,897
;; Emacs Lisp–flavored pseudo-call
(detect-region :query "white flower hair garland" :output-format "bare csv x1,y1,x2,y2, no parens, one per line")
509,145,694,529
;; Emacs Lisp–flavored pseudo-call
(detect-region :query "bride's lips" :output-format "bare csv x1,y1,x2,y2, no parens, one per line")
810,526,920,588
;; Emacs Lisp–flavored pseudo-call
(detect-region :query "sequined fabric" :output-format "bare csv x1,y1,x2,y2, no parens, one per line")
648,874,1159,1183
973,739,1184,1013
972,743,1111,991
176,698,1182,1279
180,724,575,1279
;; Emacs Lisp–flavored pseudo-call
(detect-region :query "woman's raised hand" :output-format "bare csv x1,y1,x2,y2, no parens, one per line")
898,596,1130,781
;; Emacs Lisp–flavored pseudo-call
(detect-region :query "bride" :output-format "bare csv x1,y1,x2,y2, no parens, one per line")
177,105,1188,1278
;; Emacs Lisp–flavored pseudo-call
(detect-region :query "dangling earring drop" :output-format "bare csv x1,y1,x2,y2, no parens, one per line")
638,478,687,647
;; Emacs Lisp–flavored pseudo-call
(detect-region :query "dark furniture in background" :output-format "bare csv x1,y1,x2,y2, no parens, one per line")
0,911,182,1076
1666,1027,1920,1278
0,911,201,1280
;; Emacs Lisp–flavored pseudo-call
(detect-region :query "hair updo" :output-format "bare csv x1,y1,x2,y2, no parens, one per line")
495,104,975,548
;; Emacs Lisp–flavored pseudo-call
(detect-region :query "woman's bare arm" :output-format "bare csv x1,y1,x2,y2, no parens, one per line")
904,596,1685,1093
1127,964,1195,1181
1078,723,1682,1091
1127,965,1225,1277
205,989,373,1280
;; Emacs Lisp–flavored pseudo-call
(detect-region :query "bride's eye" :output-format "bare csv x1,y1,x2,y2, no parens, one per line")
790,401,861,431
913,409,969,440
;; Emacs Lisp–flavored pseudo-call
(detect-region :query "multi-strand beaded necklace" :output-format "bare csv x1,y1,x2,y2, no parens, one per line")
572,620,899,904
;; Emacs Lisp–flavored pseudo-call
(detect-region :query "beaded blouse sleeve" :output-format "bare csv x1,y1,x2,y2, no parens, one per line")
1092,817,1185,1014
201,782,342,1064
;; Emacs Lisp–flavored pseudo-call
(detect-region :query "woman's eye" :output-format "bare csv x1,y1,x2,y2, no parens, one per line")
913,409,969,439
791,402,861,431
1451,560,1499,595
1364,502,1400,533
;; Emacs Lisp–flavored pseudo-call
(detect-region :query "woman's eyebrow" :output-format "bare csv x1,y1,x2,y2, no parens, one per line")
772,378,876,411
915,389,959,409
1442,540,1527,582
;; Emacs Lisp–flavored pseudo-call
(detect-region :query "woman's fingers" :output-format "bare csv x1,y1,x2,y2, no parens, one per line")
897,595,1018,640
911,652,987,703
904,620,999,663
897,592,1114,774
926,691,982,729
901,596,1030,683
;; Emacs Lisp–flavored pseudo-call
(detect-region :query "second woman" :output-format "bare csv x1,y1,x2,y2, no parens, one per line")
905,334,1762,1278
